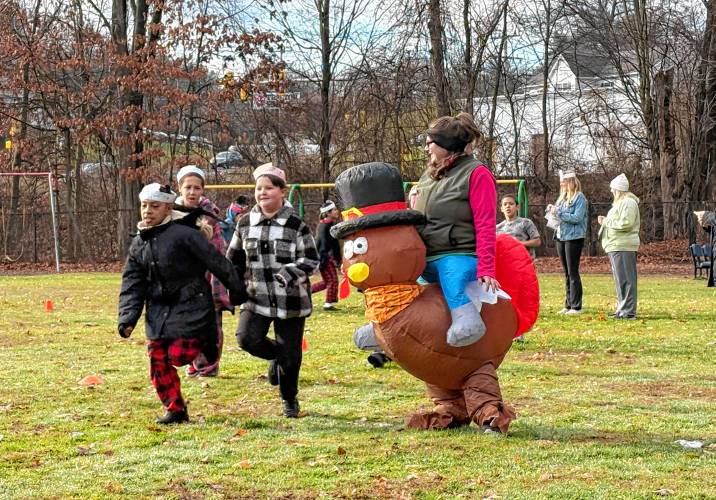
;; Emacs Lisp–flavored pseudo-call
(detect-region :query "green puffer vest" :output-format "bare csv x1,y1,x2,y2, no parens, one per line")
413,156,479,257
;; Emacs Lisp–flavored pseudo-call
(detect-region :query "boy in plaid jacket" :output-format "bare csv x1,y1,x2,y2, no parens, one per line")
227,163,319,417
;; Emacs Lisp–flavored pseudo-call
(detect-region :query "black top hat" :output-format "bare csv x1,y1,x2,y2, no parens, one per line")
330,162,425,240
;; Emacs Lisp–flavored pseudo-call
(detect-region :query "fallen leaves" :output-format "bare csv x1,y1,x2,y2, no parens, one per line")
103,482,124,493
236,459,251,469
78,374,104,387
228,428,248,442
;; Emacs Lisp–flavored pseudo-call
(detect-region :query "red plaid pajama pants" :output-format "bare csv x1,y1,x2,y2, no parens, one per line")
147,337,202,412
311,255,338,303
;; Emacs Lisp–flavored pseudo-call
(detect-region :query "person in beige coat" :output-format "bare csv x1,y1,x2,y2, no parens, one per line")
598,173,640,319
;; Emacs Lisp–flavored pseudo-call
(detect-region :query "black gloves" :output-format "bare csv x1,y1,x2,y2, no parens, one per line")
118,324,133,338
229,285,248,305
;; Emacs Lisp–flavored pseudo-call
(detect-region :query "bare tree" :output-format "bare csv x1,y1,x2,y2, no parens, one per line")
427,0,451,115
688,0,716,202
243,0,383,183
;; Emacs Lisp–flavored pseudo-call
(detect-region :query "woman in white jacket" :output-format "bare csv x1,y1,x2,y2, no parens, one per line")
597,173,640,319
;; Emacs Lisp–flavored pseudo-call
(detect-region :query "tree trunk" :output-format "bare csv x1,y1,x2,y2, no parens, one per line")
462,0,473,116
319,0,332,183
428,0,450,116
112,0,155,258
540,7,551,201
7,2,39,257
63,128,76,260
687,0,716,202
487,6,508,167
654,69,679,239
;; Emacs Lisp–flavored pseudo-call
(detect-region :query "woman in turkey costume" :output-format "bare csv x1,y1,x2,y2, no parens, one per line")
331,163,539,432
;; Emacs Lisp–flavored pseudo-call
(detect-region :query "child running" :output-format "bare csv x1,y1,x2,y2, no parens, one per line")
227,163,319,418
175,165,231,378
118,183,244,424
311,200,341,310
220,195,250,243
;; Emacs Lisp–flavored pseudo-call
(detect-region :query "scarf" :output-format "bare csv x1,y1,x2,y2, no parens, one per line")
364,284,423,323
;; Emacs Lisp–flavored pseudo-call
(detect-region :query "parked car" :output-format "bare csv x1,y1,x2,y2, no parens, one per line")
81,162,111,175
210,150,243,170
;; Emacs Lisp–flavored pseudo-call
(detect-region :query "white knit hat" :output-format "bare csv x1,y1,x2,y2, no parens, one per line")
610,173,629,192
139,183,177,203
176,165,205,183
559,169,576,181
319,200,337,215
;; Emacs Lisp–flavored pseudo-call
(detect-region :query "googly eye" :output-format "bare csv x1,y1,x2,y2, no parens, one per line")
353,237,368,255
343,240,354,259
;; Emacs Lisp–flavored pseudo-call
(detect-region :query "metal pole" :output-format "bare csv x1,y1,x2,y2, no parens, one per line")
32,212,37,263
48,173,61,272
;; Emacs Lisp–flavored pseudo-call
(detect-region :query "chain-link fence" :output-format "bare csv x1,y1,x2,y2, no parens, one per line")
527,201,716,257
1,200,714,264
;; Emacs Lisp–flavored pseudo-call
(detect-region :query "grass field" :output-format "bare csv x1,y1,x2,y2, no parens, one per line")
0,272,714,499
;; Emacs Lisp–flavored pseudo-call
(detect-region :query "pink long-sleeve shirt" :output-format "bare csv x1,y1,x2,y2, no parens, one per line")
469,166,497,279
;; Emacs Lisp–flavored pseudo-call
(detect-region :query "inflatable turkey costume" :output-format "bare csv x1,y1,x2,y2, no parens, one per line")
331,162,539,433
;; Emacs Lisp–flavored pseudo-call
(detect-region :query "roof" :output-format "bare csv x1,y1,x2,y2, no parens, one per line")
560,51,620,79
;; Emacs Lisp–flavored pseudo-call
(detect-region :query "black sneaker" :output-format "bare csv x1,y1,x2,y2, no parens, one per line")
479,417,501,434
367,352,390,368
156,408,189,425
268,360,279,386
282,399,300,418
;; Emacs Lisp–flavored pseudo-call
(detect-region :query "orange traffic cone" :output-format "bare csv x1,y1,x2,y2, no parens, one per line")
45,299,54,312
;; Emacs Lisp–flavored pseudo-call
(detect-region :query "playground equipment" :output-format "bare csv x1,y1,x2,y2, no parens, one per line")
206,179,529,219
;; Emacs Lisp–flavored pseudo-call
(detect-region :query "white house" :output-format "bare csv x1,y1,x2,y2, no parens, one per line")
475,51,644,176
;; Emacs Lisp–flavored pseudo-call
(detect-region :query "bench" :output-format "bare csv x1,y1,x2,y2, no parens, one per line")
689,243,712,279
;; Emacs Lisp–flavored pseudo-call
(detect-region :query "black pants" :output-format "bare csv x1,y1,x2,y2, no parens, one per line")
556,238,584,310
236,309,305,401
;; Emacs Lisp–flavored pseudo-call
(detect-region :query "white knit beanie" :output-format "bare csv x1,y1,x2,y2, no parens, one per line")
176,165,206,183
139,183,177,203
610,173,629,192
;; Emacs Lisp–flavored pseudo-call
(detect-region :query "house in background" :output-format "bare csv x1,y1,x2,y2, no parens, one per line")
475,49,644,176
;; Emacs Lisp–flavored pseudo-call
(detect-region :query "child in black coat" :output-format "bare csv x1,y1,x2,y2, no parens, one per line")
310,200,341,310
118,183,245,424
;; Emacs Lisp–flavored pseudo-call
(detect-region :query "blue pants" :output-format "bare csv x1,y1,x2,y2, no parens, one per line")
421,255,478,310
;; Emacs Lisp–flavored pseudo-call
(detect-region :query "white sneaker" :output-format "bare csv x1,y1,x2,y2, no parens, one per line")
558,308,570,314
323,302,335,310
565,309,582,315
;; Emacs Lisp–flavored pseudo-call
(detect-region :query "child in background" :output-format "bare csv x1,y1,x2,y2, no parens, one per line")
311,200,341,310
221,195,249,243
118,183,244,424
496,194,541,259
175,165,231,377
227,163,319,418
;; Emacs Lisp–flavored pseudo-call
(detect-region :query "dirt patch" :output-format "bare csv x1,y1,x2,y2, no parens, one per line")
0,261,123,275
535,238,694,275
357,473,446,499
608,381,716,401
